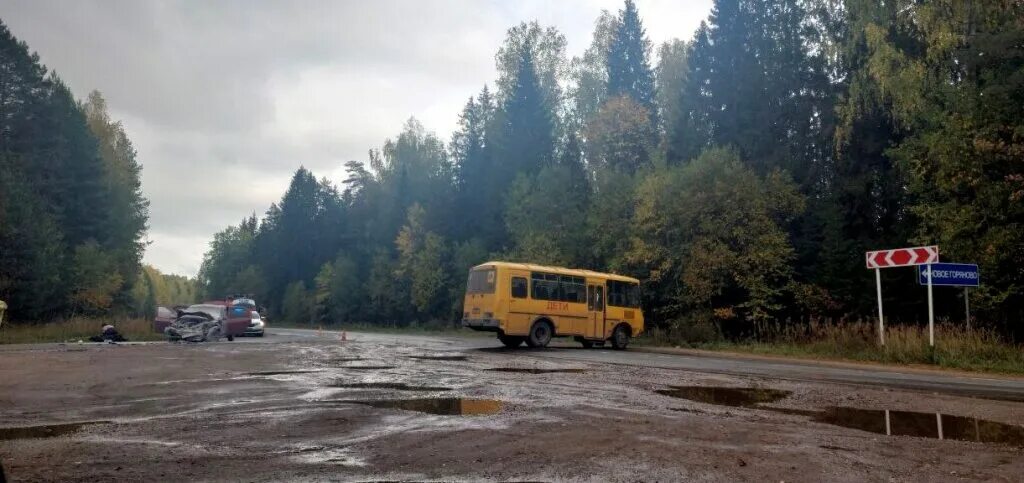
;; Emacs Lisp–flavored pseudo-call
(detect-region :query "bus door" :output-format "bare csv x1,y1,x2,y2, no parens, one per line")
586,284,605,339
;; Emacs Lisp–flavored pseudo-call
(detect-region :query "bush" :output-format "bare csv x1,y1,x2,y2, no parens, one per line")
638,313,722,347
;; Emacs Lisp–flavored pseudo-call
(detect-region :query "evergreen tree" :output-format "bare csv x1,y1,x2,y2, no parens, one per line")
0,156,65,319
494,21,567,116
492,43,556,181
606,0,656,114
0,20,144,319
451,87,501,243
666,22,713,164
504,165,588,266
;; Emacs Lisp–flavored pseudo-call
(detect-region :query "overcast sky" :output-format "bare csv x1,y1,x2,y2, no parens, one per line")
1,0,712,276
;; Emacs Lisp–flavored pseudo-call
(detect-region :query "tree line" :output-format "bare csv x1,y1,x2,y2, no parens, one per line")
0,21,194,320
188,1,1018,338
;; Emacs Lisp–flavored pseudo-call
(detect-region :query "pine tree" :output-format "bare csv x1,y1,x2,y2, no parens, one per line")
494,21,567,116
607,0,656,114
451,87,500,243
493,43,556,180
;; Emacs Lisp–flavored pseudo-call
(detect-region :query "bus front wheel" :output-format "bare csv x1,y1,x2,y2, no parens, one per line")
498,335,524,348
526,321,553,348
610,325,630,350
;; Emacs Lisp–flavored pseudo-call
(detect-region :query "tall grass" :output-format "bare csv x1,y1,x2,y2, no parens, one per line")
0,317,162,344
639,320,1024,375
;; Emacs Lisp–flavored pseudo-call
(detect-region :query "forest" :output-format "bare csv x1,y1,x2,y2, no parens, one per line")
2,1,1022,342
0,21,192,320
197,0,1023,339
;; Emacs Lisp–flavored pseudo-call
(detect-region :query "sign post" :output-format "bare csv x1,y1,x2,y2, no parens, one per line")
926,264,934,346
965,288,970,330
866,245,940,347
917,262,980,333
874,268,885,346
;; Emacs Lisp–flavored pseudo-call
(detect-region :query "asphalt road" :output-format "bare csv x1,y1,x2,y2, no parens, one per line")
3,326,1022,481
268,327,1024,401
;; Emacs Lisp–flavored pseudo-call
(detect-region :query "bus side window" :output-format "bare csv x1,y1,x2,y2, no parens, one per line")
511,277,528,298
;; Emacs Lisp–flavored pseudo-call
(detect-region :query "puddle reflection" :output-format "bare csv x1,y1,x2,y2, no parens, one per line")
352,398,502,415
0,421,110,440
656,386,791,407
816,407,1024,446
407,355,468,361
655,385,1024,447
487,368,586,374
330,382,451,391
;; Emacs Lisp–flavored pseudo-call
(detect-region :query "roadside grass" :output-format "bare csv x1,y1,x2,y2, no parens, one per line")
0,317,163,344
637,321,1024,375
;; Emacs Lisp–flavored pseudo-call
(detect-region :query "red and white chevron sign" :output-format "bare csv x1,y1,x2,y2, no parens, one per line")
865,246,939,269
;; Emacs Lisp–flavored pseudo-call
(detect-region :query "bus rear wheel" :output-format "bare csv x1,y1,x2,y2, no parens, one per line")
610,325,630,350
498,335,524,348
526,321,553,348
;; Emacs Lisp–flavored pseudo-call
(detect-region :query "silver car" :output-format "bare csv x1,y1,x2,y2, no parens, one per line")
245,311,265,337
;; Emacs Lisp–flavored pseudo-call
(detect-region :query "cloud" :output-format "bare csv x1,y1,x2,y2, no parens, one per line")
0,0,711,276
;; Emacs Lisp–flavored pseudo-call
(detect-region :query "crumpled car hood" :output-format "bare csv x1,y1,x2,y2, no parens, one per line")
165,312,224,342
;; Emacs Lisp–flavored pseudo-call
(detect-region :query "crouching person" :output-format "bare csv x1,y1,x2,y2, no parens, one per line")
89,324,126,343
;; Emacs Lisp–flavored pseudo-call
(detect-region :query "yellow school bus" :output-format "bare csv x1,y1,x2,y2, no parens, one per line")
461,261,644,349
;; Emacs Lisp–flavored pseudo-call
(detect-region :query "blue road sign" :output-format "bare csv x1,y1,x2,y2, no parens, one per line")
918,263,980,287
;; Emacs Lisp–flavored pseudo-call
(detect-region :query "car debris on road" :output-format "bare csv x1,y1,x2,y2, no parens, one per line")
164,304,232,342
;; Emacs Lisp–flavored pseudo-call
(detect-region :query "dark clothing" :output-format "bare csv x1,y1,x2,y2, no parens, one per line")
89,327,126,342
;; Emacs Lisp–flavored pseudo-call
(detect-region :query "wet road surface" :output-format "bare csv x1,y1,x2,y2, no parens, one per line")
270,327,1024,401
0,328,1021,481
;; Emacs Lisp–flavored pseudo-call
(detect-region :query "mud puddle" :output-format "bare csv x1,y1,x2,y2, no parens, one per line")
349,398,502,415
656,386,791,407
815,407,1024,446
330,382,451,392
406,355,468,361
488,368,586,374
285,445,366,466
327,357,364,363
657,385,1024,447
0,421,110,440
247,370,321,376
